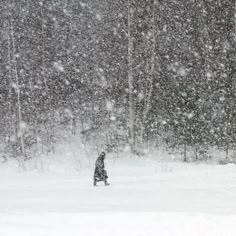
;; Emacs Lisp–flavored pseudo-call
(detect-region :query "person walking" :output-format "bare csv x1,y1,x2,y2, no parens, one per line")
94,152,109,186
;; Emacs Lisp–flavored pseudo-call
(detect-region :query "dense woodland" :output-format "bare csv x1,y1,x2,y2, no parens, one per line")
0,0,235,161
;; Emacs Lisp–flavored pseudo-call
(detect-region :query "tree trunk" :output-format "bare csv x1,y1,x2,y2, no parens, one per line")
7,28,13,144
41,4,46,81
128,0,135,154
11,19,26,158
141,0,157,147
184,142,187,162
72,116,76,135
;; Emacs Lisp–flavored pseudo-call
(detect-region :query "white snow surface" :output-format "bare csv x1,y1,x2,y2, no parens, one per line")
1,157,236,235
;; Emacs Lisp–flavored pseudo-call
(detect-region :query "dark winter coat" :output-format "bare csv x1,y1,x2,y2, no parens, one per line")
94,155,108,181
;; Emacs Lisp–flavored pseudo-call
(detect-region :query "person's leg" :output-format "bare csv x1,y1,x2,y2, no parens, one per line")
104,174,109,185
94,171,99,186
93,176,97,186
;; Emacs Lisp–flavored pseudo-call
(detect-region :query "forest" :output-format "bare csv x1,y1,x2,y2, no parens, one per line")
0,0,235,162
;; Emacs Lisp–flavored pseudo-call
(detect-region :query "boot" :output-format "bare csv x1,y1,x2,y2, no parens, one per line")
93,179,97,186
105,180,110,186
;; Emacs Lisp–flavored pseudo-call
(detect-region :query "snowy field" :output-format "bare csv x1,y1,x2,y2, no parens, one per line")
1,157,236,235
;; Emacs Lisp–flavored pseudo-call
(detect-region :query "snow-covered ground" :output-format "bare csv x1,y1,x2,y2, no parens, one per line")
1,157,236,235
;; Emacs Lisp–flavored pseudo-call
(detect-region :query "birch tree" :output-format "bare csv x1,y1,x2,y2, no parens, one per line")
10,18,26,159
128,0,135,153
140,0,157,148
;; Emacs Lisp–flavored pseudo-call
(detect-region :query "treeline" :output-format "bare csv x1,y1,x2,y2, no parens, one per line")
0,0,235,161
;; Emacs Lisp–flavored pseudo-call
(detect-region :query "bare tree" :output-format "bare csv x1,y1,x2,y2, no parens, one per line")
128,0,135,153
10,18,26,163
140,0,157,148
